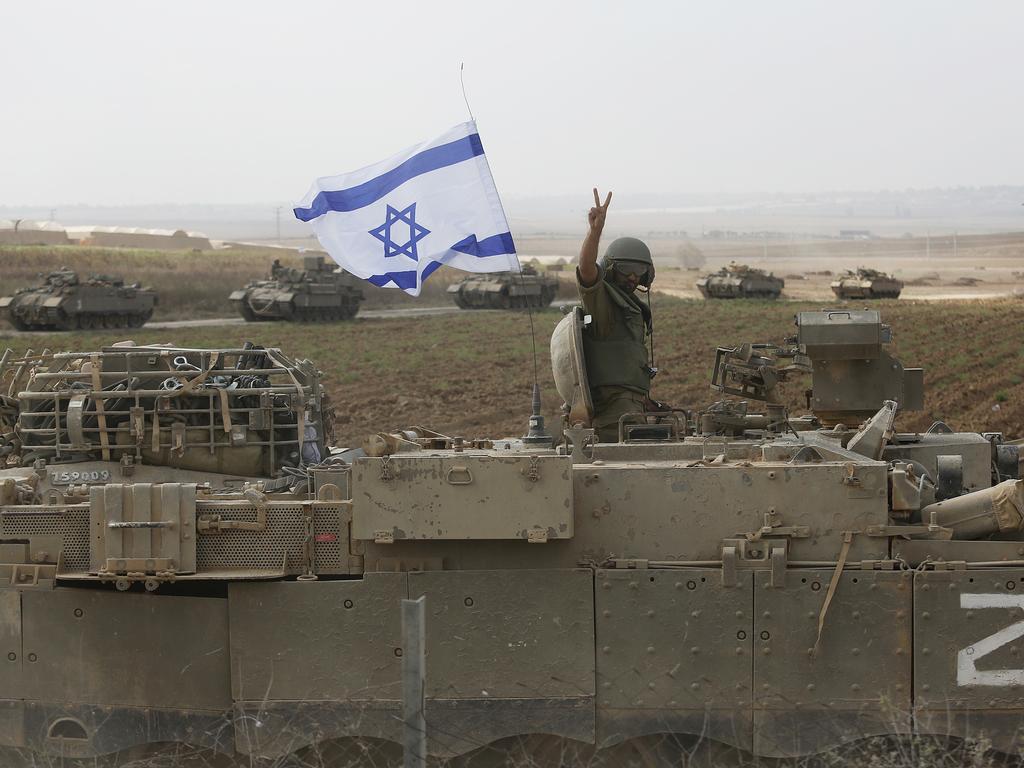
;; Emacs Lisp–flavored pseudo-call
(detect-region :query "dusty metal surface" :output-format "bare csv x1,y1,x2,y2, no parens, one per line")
0,310,1020,761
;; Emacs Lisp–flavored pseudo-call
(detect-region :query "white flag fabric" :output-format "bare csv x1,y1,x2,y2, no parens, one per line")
293,121,518,296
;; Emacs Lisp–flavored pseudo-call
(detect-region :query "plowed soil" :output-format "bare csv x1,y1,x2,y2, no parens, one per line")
3,297,1022,447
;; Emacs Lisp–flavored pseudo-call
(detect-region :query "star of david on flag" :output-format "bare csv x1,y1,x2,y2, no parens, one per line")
294,121,518,296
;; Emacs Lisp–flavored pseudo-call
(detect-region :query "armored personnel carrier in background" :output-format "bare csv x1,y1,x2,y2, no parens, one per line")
0,269,157,331
696,262,785,299
447,264,559,309
0,311,1022,765
230,255,364,322
831,267,904,299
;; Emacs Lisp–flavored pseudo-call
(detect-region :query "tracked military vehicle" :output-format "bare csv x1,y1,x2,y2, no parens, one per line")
0,310,1022,765
696,262,785,299
447,264,559,309
831,267,904,299
0,269,157,331
230,255,364,322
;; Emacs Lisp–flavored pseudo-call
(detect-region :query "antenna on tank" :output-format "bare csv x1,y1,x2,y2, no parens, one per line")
458,69,549,446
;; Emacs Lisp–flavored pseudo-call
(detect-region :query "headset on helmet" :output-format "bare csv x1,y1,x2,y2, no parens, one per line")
597,237,655,288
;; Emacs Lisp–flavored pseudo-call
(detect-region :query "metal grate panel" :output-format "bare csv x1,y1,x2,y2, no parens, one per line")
1,508,91,572
197,503,344,573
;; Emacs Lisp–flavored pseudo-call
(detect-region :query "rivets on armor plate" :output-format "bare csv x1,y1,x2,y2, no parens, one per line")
762,647,771,656
735,610,744,618
922,684,930,691
806,648,815,657
762,683,770,691
675,582,683,590
966,611,973,620
690,646,700,655
851,648,860,656
647,609,655,617
736,630,747,640
807,683,815,692
601,681,611,689
851,683,860,691
896,610,905,619
629,581,638,590
921,611,930,620
807,611,816,620
760,630,770,641
27,653,36,662
690,682,700,691
763,611,771,619
948,583,957,591
851,611,860,619
603,610,612,618
649,682,656,690
602,646,611,654
602,582,611,590
646,646,655,654
735,648,744,656
922,584,930,591
922,648,931,655
691,610,700,618
6,653,14,662
895,648,904,655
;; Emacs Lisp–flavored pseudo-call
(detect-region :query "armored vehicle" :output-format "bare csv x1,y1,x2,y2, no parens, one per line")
447,264,559,309
696,262,785,299
0,269,157,331
831,267,904,299
0,310,1023,765
230,255,364,322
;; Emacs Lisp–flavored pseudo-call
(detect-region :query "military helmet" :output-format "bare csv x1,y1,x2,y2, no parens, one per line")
599,237,655,287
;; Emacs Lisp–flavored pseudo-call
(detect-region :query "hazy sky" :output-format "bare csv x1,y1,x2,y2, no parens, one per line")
2,0,1020,207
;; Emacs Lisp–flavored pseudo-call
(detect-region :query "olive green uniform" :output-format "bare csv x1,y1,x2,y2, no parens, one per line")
577,265,652,442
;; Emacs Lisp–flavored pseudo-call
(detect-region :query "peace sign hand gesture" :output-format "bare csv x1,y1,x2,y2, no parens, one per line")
588,188,613,233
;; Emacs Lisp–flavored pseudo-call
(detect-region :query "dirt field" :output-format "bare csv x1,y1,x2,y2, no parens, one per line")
3,297,1022,448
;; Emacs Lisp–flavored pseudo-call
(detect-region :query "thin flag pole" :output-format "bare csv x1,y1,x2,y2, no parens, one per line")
459,65,545,440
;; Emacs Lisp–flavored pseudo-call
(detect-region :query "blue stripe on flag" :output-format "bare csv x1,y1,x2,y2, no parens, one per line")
367,260,444,291
294,134,484,222
451,232,516,257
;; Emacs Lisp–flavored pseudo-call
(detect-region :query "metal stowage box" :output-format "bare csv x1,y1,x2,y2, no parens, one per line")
350,452,573,542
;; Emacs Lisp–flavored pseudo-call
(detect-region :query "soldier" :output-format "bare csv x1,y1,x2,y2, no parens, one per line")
577,188,658,442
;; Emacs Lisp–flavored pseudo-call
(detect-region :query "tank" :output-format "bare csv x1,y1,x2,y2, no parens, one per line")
0,311,1023,765
831,267,904,299
229,255,364,321
446,265,559,309
0,268,157,331
696,262,785,299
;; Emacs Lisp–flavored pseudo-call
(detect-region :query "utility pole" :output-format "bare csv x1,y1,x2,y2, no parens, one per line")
953,231,958,260
275,206,282,243
926,231,930,260
49,208,56,222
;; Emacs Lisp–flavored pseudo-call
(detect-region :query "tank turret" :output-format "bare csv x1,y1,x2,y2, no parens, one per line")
0,270,157,330
696,262,784,299
447,265,559,310
229,255,364,321
830,267,903,299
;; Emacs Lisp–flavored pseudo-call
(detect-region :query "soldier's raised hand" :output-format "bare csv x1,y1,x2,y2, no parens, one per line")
588,188,612,233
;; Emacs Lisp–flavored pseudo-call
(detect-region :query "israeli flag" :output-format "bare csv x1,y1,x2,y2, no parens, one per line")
294,121,518,296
